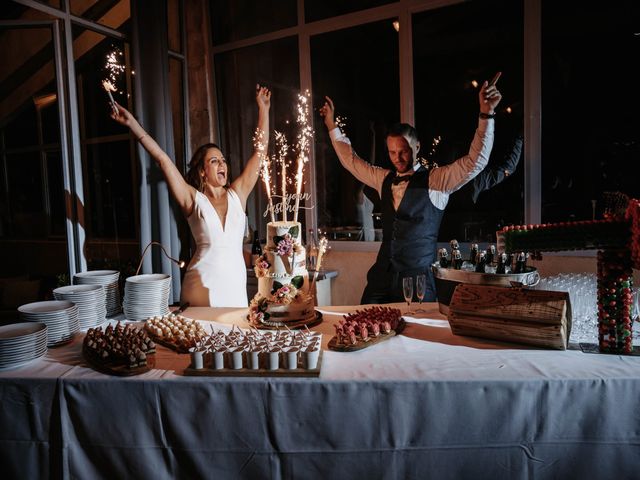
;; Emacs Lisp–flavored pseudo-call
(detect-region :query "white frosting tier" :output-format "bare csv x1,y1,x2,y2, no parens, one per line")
266,221,302,248
263,247,307,277
264,296,314,320
258,272,310,297
252,292,316,325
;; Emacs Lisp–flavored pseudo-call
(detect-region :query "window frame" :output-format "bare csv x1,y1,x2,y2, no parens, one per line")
209,0,543,253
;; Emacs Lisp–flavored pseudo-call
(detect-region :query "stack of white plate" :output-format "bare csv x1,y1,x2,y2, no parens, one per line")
18,300,80,346
0,322,48,369
53,284,106,329
123,274,171,321
74,270,121,317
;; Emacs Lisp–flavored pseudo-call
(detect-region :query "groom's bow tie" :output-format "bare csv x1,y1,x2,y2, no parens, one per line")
392,175,411,185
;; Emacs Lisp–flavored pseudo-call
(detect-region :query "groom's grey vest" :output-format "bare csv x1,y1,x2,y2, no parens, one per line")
378,166,444,272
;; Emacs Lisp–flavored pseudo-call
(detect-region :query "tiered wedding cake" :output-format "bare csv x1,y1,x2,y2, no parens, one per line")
249,221,316,328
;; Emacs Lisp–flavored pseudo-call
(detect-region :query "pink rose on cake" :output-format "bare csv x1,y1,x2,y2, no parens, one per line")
254,254,271,277
274,284,298,305
276,233,294,256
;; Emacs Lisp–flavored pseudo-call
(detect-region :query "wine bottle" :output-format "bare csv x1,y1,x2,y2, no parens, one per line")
469,243,479,265
514,252,527,273
251,231,262,267
306,228,318,271
475,250,487,273
452,249,463,269
496,253,507,274
487,244,496,265
438,248,450,268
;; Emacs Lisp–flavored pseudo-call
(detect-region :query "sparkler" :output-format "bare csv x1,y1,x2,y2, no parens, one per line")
310,236,329,292
429,135,441,157
255,128,275,223
102,47,125,114
293,91,313,222
335,115,347,134
274,131,289,221
102,80,118,114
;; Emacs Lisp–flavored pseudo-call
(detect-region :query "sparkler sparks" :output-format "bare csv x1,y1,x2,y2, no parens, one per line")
102,47,125,114
274,131,290,221
258,90,315,223
335,115,347,134
293,90,313,222
255,128,275,223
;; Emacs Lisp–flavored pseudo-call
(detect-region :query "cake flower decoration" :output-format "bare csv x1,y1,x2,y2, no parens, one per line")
276,233,294,256
254,254,271,277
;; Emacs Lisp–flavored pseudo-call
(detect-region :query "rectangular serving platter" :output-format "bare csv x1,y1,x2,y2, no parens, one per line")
183,350,322,377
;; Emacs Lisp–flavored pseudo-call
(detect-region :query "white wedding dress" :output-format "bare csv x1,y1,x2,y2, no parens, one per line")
181,189,248,307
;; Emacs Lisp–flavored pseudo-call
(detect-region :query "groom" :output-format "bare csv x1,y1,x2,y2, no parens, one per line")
319,79,502,304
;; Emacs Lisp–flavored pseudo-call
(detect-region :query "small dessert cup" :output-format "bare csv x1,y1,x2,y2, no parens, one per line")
189,348,205,370
267,350,280,370
247,349,261,370
303,347,320,370
212,348,225,370
229,347,244,370
283,346,299,370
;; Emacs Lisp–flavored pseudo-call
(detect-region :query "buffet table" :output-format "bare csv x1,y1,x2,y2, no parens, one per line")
1,303,640,479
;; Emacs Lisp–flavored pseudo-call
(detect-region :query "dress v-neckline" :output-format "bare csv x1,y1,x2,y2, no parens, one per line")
202,190,229,233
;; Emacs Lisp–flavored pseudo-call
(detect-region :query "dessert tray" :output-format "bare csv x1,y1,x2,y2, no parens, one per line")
183,325,322,377
183,350,322,377
327,306,406,352
143,313,207,353
82,322,156,376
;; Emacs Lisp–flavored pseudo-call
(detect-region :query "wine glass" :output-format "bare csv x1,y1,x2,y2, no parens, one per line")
402,276,414,313
415,274,426,313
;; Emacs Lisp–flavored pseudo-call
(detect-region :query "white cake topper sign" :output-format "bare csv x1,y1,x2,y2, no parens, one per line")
264,192,314,218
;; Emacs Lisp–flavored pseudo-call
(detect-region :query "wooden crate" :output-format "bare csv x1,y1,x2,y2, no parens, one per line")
447,284,571,349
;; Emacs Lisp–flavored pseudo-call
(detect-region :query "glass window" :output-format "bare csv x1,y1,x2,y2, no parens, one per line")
70,0,131,32
1,3,56,20
311,19,400,241
412,0,524,243
72,27,138,246
169,57,185,172
214,36,301,236
84,140,136,239
305,0,394,23
210,0,297,45
5,151,44,237
72,28,131,139
46,150,66,236
32,0,62,9
541,1,640,222
167,0,182,53
0,23,68,276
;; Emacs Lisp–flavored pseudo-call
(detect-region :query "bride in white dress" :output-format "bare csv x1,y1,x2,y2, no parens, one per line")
111,85,270,307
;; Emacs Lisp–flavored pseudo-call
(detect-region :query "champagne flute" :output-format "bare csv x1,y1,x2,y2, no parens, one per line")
415,274,426,313
402,276,414,313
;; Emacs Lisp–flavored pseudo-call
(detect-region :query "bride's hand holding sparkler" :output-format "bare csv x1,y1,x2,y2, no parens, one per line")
109,102,136,129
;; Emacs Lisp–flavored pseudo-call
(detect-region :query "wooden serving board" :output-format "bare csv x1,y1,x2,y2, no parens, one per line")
448,284,571,349
183,350,322,377
327,319,406,352
83,346,156,376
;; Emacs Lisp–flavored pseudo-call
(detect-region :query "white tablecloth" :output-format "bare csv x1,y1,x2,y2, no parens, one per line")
1,303,639,479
